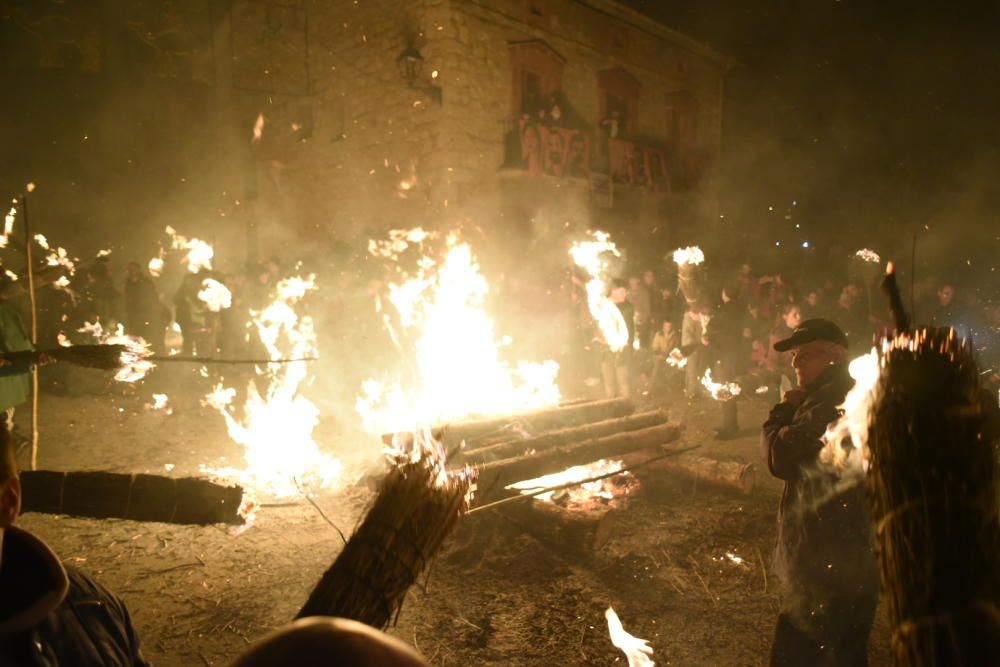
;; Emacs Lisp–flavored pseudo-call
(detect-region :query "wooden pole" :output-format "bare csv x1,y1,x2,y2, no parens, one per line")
22,186,39,471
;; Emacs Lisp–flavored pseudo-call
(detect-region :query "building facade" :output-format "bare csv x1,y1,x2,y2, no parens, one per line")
244,0,731,259
0,0,730,267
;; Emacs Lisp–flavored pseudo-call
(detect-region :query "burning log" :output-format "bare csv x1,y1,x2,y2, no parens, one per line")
867,328,1000,664
456,409,668,464
438,397,635,447
297,460,470,629
18,470,245,525
641,453,755,494
474,422,682,502
495,498,620,555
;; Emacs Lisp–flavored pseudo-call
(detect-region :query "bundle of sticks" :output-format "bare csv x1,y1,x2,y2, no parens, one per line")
870,264,1000,664
867,328,1000,664
297,457,471,629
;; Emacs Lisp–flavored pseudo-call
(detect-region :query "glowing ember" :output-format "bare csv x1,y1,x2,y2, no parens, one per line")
605,607,655,667
672,246,705,267
701,369,741,401
855,248,881,263
197,278,232,312
755,385,769,395
507,459,636,508
165,226,214,273
148,256,164,277
4,270,17,282
666,348,688,368
357,231,560,435
56,332,71,347
203,275,341,498
570,231,629,352
76,320,155,383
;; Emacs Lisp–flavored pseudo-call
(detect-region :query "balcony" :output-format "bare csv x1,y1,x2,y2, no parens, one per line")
499,117,704,195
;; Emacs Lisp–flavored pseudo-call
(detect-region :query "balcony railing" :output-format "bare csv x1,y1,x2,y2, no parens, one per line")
500,117,706,193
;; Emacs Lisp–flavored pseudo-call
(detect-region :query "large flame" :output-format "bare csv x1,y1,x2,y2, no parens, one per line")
605,607,655,667
203,275,341,498
357,230,560,435
570,231,629,352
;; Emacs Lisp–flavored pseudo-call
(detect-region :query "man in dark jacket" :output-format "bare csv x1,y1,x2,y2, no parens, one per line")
0,426,148,666
761,319,879,666
123,261,166,355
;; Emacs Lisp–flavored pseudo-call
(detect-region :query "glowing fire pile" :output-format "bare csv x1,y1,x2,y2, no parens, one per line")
570,231,629,352
203,275,341,498
507,459,637,511
356,229,560,436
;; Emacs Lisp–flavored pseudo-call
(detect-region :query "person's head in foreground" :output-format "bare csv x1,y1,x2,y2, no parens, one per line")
232,617,430,667
773,318,849,388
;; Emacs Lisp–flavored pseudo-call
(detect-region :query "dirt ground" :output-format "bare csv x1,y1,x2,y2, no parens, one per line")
13,371,892,666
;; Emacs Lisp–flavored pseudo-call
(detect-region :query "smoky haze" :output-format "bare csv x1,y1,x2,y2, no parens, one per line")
625,0,1000,300
1,1,998,450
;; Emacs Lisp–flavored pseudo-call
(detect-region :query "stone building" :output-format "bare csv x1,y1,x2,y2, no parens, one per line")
0,0,730,268
243,0,732,260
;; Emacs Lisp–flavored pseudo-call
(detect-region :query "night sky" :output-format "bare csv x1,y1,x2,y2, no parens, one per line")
627,0,1000,277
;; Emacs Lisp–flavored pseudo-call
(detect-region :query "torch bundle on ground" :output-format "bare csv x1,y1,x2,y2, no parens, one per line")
867,328,1000,665
297,454,471,629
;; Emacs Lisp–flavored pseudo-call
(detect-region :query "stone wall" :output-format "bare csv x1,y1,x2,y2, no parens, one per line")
242,0,728,254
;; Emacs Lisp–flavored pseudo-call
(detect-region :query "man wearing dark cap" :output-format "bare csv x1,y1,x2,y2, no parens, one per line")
761,319,879,666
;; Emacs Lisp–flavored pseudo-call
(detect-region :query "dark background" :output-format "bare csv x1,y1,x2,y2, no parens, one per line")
628,0,1000,288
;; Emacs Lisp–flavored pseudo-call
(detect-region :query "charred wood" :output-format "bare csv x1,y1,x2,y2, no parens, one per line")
456,409,668,465
19,470,245,525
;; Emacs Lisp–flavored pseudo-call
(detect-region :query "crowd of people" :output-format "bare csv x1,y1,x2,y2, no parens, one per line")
30,256,290,364
583,255,1000,439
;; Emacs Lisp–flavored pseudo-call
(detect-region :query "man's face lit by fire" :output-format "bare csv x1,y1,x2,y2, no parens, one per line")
611,286,628,304
791,340,845,388
938,285,954,306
